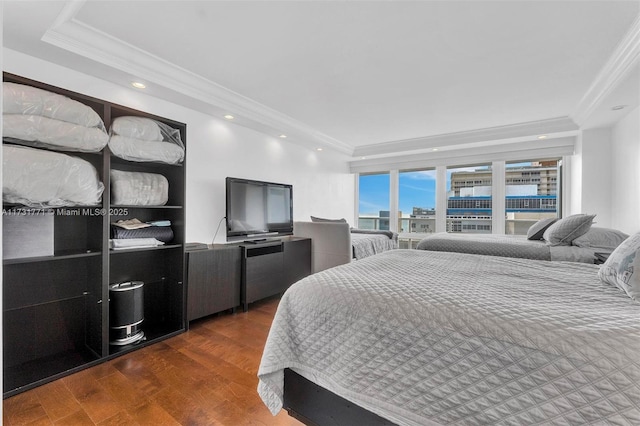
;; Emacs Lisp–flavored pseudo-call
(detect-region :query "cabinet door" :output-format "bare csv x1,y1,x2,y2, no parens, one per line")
187,248,241,321
283,238,312,285
242,244,284,309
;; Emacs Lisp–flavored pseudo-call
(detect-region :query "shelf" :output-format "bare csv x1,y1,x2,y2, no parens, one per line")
109,244,183,254
2,293,88,313
3,250,102,265
2,137,104,157
3,204,105,212
3,348,100,398
109,325,185,357
111,205,183,209
110,156,184,168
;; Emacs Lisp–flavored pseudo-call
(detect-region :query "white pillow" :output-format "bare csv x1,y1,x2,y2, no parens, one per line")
543,214,595,246
599,231,640,301
527,217,557,240
572,227,629,250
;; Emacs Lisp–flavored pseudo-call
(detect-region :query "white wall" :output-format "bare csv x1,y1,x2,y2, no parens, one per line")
611,106,640,234
580,127,613,227
3,49,355,243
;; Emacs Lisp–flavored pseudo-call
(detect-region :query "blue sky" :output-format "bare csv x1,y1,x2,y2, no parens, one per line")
359,171,438,216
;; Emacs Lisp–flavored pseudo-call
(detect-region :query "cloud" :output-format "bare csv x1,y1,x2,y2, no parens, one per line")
400,183,435,192
402,170,436,180
359,199,387,214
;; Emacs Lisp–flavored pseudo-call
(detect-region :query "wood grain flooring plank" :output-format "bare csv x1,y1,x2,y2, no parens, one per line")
150,386,222,426
53,409,94,425
96,370,150,411
60,372,120,425
33,380,82,422
3,392,49,425
123,400,181,426
95,410,139,426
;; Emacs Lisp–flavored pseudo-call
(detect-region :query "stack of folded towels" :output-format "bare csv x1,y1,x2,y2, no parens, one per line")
109,218,174,250
108,116,184,164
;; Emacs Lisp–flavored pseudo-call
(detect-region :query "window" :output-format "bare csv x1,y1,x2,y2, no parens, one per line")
358,173,390,230
447,164,492,233
505,159,559,235
398,169,436,235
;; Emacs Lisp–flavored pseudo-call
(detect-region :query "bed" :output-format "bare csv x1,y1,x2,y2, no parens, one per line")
416,232,604,263
416,215,629,263
351,229,398,259
258,248,640,425
293,220,398,273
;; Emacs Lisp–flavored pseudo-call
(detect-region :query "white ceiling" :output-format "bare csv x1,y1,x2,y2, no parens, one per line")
3,1,640,158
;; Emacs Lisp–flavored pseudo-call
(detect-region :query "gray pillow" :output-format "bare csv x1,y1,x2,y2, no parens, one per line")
543,214,596,246
598,231,640,301
526,218,558,240
572,227,629,250
310,216,347,223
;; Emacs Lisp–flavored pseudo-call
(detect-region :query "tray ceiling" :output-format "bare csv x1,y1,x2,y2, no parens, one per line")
3,1,639,157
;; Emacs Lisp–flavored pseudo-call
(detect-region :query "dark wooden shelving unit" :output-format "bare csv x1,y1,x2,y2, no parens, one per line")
2,72,187,398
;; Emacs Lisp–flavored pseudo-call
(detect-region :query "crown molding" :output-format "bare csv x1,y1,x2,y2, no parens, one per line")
41,1,354,155
350,136,576,174
572,14,640,126
352,117,578,158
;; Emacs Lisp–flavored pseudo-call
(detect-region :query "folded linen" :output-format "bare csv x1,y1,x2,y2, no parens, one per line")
3,82,103,128
3,145,104,207
3,114,109,152
111,226,174,243
111,116,163,141
110,238,165,250
109,135,184,164
112,218,151,230
111,170,169,206
147,220,171,227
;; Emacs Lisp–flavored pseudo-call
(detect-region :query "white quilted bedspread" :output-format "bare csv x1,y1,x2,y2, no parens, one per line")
258,250,640,425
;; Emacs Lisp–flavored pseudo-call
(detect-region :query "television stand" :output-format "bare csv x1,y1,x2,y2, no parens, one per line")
240,237,311,311
185,237,311,321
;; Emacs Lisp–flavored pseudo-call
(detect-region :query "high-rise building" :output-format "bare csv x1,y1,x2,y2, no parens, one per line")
447,162,559,233
450,162,557,197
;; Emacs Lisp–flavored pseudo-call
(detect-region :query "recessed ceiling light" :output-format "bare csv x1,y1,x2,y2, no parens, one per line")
316,148,323,151
279,134,287,139
537,135,548,140
432,148,439,152
224,114,235,120
131,81,146,89
612,105,627,111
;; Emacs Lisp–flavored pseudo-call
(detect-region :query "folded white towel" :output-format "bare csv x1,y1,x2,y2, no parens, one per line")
110,238,165,250
3,114,109,152
111,170,169,206
3,82,103,128
111,116,163,141
109,135,184,164
3,145,104,207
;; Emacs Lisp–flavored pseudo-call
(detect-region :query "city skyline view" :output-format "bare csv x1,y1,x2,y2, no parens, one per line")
359,169,461,217
358,162,544,217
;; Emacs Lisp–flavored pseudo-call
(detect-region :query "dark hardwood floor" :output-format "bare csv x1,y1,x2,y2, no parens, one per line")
3,297,303,425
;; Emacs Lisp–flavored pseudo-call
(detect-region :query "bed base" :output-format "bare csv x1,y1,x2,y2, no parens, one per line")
283,368,397,426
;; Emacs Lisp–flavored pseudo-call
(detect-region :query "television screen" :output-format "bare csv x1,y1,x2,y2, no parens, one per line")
226,177,293,242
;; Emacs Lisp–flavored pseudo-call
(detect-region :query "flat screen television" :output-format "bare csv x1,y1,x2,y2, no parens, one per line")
225,177,293,242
